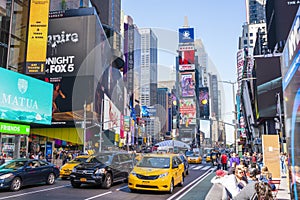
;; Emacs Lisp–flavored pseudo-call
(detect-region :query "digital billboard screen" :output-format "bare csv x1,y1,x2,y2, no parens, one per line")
179,28,194,43
0,68,52,124
180,72,195,97
179,98,196,125
199,87,210,119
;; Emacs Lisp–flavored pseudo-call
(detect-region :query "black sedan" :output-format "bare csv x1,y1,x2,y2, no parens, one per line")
0,158,60,191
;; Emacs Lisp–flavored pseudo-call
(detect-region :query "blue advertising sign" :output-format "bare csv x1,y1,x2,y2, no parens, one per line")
0,68,53,124
179,28,194,43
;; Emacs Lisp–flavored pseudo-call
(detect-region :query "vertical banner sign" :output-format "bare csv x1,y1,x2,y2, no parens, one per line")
25,0,50,74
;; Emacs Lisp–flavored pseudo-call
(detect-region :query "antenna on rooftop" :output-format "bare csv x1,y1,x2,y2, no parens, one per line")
183,16,189,27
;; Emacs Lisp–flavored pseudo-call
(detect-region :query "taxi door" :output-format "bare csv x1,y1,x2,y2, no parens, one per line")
171,157,181,185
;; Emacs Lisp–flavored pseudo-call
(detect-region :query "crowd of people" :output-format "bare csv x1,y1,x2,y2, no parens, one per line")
210,151,288,200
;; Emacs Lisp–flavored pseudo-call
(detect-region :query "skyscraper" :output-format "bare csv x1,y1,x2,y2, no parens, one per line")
139,28,158,107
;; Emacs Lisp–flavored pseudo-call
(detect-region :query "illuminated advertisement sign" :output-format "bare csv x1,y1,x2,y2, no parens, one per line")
180,72,195,97
40,12,111,127
44,76,94,126
26,0,50,74
179,28,194,43
103,94,120,131
179,49,195,71
0,122,30,135
0,68,52,124
199,87,210,119
179,98,196,125
281,9,300,199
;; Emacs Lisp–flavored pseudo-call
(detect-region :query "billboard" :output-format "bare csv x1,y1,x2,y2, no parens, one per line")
39,12,112,127
179,98,196,125
179,28,194,43
0,68,52,124
178,49,195,71
103,94,121,131
199,87,210,119
180,72,195,97
26,0,50,74
0,122,30,135
281,8,300,198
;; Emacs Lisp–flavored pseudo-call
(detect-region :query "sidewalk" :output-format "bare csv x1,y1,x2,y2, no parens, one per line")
205,172,291,200
276,173,291,200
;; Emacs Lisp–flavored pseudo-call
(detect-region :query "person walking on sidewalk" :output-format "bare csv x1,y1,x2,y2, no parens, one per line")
221,152,228,170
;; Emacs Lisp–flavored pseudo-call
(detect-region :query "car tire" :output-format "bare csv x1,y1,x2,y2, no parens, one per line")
179,174,184,186
71,181,81,188
168,179,174,194
10,177,22,191
46,173,56,185
101,173,112,189
129,188,137,193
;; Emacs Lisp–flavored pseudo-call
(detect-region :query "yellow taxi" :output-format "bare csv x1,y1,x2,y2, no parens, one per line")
205,153,212,162
185,150,202,164
128,153,184,194
60,155,90,180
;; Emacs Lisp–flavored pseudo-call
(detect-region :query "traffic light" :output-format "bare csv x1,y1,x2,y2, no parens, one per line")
199,87,210,118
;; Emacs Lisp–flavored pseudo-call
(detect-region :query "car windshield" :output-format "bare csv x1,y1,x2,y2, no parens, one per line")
0,160,26,170
69,157,88,163
185,151,194,156
137,157,170,168
87,154,111,164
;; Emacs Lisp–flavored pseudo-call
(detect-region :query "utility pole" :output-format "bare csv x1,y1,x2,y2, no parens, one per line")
83,101,86,153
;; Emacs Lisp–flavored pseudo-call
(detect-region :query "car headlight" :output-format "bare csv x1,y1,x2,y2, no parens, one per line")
158,172,168,178
72,168,77,173
130,171,137,177
0,173,13,179
95,168,106,174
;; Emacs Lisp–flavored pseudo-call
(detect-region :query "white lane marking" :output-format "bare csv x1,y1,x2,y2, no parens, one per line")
192,166,203,170
116,185,128,191
168,170,213,200
0,185,70,200
201,166,210,170
84,191,112,200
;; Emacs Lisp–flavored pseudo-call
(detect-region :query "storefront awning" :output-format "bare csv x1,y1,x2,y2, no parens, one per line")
31,128,84,144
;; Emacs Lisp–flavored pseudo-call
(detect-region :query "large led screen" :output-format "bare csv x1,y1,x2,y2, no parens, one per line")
0,68,52,124
178,50,195,71
178,28,194,43
103,94,121,132
179,98,196,125
180,72,195,97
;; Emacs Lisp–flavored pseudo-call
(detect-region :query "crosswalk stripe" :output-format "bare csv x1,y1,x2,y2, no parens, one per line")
193,165,203,170
201,166,210,170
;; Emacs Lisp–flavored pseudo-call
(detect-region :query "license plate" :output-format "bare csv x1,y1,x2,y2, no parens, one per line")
80,178,87,182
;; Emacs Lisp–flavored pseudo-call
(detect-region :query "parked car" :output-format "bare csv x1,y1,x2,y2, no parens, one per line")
178,154,189,176
0,158,59,191
128,153,184,194
60,155,90,180
70,151,134,188
185,151,202,164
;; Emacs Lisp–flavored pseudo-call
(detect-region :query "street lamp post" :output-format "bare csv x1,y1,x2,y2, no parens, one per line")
218,80,237,152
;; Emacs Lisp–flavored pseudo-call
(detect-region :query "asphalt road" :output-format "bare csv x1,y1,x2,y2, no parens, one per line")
0,163,216,200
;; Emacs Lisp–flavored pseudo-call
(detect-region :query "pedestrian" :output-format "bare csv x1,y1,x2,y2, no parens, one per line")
221,152,228,170
233,167,259,200
257,153,263,172
216,153,222,170
280,152,286,174
221,165,248,199
0,155,5,165
230,152,240,168
260,165,276,191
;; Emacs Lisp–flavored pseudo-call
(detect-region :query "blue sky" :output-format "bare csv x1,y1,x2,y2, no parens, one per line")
121,0,247,144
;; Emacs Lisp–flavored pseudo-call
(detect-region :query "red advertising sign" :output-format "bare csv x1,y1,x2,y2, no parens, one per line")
179,98,196,125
